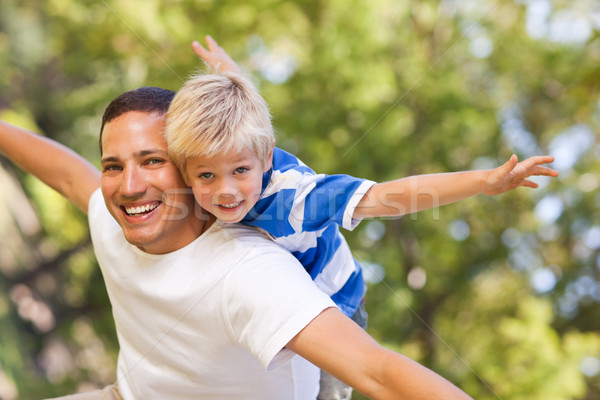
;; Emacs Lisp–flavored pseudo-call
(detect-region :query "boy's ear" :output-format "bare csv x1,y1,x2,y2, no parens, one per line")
264,140,275,173
180,163,192,186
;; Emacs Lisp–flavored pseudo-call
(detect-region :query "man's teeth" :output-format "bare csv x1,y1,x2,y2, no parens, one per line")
220,201,241,209
125,203,159,215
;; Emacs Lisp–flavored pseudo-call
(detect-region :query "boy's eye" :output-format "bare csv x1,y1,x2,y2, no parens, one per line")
234,167,248,174
199,172,214,179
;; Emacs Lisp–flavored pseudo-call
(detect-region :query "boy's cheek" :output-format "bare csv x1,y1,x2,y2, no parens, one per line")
191,187,215,203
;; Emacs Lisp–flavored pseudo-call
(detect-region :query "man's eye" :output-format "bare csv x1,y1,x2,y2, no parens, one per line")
147,158,164,165
234,167,248,174
103,165,121,172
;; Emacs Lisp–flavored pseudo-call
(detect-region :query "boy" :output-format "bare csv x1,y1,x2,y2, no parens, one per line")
0,88,475,400
165,38,558,400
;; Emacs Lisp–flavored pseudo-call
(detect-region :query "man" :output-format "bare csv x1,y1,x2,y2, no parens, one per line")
0,68,473,400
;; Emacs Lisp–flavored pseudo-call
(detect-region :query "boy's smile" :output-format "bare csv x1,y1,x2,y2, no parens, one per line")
185,148,270,223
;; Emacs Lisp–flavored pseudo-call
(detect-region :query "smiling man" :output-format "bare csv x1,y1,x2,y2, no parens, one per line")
97,89,208,253
0,85,475,399
86,92,329,398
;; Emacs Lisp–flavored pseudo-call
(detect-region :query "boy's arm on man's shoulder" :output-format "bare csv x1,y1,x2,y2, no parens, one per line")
286,307,474,400
0,120,100,214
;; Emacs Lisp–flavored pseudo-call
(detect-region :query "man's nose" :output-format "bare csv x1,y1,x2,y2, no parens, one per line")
121,166,147,197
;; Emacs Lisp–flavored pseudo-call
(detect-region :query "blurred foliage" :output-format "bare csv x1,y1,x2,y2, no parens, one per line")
1,0,600,399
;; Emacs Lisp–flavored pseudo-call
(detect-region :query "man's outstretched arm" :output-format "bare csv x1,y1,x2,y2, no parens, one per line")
287,307,474,400
0,120,100,213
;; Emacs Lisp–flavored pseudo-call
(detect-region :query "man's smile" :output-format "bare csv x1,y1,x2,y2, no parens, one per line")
123,201,160,216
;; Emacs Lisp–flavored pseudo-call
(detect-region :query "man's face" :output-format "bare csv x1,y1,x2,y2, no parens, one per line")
100,111,205,254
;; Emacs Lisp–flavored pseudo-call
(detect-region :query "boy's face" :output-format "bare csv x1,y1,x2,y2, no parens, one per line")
185,148,270,223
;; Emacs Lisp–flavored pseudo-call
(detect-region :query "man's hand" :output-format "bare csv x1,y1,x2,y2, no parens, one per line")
484,154,559,195
192,35,242,74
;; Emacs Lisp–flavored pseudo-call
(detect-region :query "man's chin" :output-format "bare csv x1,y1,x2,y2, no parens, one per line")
122,229,161,252
115,216,160,247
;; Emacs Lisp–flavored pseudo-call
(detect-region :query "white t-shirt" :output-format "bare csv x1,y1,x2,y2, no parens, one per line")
88,189,336,399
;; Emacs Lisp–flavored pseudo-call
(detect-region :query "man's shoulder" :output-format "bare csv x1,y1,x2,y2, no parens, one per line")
87,188,118,232
205,222,306,285
210,221,291,256
88,187,104,214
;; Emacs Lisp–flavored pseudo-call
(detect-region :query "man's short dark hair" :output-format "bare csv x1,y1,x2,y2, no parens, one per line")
99,86,176,154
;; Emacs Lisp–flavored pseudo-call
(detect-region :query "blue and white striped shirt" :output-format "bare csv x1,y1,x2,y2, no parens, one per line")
242,148,376,317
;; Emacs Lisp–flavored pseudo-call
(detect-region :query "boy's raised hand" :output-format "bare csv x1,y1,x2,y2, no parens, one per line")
484,154,559,195
192,35,242,74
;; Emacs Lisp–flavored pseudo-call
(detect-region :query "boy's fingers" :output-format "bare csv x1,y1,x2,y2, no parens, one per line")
520,179,539,189
522,164,559,177
536,166,559,177
537,155,555,164
192,41,208,58
522,155,555,168
499,154,518,174
518,156,559,176
205,35,221,51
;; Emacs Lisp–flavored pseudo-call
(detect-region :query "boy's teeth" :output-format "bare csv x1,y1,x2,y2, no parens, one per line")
221,201,240,209
125,203,158,215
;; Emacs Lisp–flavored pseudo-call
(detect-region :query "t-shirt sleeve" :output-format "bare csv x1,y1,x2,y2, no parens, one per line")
338,178,377,230
248,171,376,236
87,188,104,226
222,245,336,370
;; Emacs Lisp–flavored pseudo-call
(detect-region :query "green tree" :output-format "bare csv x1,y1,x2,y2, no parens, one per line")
1,0,599,399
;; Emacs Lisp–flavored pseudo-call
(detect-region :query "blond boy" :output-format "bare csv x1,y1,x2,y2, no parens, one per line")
165,48,557,398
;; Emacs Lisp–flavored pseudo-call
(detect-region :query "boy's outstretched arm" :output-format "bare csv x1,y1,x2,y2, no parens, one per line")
287,307,474,400
354,154,558,219
0,120,100,213
192,35,243,74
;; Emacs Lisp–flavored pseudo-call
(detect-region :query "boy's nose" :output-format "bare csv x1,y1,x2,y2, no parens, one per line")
217,177,238,193
214,179,239,200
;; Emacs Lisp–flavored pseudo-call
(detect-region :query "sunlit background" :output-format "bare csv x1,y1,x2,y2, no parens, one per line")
1,0,599,399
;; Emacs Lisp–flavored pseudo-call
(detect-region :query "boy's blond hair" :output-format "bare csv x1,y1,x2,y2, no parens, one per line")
166,71,274,176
